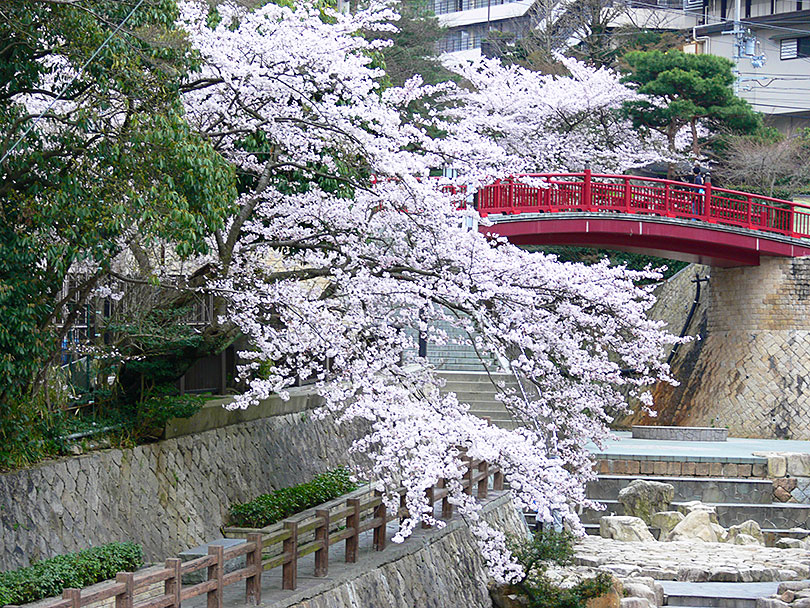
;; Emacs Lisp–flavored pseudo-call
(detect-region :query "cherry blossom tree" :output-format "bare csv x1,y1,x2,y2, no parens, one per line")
174,0,677,580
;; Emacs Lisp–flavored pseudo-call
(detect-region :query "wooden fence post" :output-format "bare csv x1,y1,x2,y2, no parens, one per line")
207,544,224,608
115,572,134,608
282,521,298,590
315,509,330,576
399,492,407,523
493,467,504,491
439,479,453,520
478,460,489,498
346,498,360,563
62,588,80,608
245,533,263,605
422,486,434,529
373,491,387,551
463,458,473,495
165,558,181,608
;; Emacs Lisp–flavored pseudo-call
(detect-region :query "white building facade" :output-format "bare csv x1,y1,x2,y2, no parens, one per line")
692,2,810,129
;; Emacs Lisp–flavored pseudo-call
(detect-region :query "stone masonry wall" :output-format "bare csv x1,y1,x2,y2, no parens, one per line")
0,410,367,572
673,257,810,439
626,257,810,439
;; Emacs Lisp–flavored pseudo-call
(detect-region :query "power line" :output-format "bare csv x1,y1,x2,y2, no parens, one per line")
0,0,147,167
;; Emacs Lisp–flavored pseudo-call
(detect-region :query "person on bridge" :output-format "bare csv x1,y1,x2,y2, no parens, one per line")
692,166,704,216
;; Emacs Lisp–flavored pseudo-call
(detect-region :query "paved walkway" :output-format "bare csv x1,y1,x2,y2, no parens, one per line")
591,431,810,462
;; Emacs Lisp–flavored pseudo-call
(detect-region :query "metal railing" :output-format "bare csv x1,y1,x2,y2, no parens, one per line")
477,172,810,239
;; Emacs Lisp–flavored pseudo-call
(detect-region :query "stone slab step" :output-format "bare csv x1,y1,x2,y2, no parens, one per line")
661,581,780,608
587,475,773,504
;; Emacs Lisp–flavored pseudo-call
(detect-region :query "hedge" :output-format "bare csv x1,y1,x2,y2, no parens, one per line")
228,468,358,528
0,542,143,606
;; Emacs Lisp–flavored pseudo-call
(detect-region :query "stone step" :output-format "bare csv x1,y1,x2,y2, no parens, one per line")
579,500,810,531
587,475,773,504
437,371,512,383
661,582,780,608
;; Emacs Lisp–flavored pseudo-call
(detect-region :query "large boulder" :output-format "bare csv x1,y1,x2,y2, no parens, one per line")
618,480,675,525
667,511,720,542
651,511,684,537
727,520,765,545
676,501,719,524
600,516,656,542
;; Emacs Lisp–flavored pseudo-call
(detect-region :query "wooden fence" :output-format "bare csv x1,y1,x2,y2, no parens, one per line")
14,458,502,608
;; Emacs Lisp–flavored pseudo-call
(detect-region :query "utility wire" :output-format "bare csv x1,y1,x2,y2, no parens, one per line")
0,0,147,167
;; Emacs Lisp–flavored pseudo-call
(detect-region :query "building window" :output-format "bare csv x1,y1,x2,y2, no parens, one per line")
745,0,751,17
781,36,810,60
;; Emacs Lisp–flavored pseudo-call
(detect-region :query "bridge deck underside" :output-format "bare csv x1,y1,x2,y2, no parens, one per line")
484,214,810,267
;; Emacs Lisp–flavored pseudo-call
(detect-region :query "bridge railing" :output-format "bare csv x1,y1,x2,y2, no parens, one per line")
477,172,810,240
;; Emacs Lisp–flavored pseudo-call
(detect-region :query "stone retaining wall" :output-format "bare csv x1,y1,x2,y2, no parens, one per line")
595,457,769,479
628,258,810,439
0,406,367,572
631,426,728,442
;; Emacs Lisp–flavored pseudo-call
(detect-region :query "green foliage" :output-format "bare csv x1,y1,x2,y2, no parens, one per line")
526,246,688,281
0,0,236,428
509,529,613,608
229,468,358,528
128,385,204,441
621,50,761,154
0,542,143,606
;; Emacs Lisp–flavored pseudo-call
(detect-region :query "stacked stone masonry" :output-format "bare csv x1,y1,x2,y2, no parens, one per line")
0,410,367,572
595,458,768,479
629,258,810,439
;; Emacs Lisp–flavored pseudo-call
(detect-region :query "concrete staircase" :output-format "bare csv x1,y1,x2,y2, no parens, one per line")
437,371,517,429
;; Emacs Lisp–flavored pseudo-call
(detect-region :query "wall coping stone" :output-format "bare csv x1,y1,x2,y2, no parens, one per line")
632,426,729,442
164,387,322,438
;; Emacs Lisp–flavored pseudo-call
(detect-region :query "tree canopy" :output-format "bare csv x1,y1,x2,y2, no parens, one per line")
621,50,761,160
0,0,679,577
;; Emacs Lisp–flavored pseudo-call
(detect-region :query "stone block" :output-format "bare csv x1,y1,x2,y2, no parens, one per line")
666,462,682,476
769,456,787,478
626,460,641,476
650,511,684,537
738,464,753,477
696,462,710,476
753,463,768,478
757,599,790,608
710,462,723,476
619,481,675,525
667,510,718,542
620,598,651,608
600,516,655,542
787,454,810,477
640,461,655,475
682,462,696,476
653,461,667,476
722,463,738,477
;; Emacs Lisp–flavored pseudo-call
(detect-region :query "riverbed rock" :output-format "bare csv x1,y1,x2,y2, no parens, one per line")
651,511,684,537
618,481,675,525
667,511,718,542
600,516,655,542
676,501,719,524
727,521,765,545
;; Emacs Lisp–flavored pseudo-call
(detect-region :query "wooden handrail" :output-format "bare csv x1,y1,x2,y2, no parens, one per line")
23,459,503,608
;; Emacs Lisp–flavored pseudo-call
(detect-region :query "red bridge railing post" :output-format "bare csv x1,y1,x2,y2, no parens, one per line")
623,177,631,213
703,181,712,222
583,168,592,209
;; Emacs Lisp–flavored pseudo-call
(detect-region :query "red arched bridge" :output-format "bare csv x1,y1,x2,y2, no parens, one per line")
476,172,810,267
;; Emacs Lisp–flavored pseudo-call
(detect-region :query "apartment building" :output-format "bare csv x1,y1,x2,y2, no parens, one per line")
692,1,810,129
436,0,698,61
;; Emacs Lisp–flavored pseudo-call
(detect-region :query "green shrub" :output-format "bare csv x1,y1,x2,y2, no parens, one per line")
229,468,358,528
0,542,143,606
509,528,612,608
